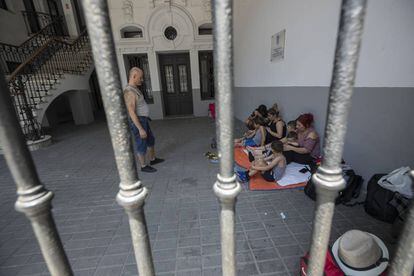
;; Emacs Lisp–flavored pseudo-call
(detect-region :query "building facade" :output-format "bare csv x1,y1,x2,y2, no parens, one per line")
109,0,215,119
0,0,413,183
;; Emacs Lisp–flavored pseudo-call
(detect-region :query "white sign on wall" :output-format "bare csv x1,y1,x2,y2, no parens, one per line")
271,29,286,62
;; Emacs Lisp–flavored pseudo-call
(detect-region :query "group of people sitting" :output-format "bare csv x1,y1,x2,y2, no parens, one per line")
235,103,321,183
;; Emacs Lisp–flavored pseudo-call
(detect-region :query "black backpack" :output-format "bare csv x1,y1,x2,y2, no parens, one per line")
364,174,399,223
304,169,363,205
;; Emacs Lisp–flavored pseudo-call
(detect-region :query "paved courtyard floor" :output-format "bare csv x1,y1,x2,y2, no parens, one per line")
0,117,396,276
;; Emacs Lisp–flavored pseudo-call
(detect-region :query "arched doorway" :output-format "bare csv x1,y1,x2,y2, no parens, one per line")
42,89,98,135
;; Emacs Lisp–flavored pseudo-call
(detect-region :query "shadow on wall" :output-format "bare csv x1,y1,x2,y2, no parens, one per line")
234,86,414,185
43,93,74,130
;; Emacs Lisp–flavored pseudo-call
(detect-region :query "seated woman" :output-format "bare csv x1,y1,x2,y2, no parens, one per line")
283,113,320,165
245,104,268,124
235,116,267,147
249,141,286,182
265,108,286,144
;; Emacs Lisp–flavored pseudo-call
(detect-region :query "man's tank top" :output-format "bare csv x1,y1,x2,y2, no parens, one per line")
124,85,149,117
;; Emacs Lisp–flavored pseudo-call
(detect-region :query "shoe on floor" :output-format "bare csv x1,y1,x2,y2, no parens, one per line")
141,165,157,173
150,158,165,166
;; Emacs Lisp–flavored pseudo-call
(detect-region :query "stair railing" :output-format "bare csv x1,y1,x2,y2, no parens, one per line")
7,30,91,141
0,17,65,75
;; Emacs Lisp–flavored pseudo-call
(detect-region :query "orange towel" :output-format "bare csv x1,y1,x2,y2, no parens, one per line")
234,147,251,169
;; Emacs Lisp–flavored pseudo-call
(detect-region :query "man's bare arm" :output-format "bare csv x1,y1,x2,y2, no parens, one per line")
124,91,144,132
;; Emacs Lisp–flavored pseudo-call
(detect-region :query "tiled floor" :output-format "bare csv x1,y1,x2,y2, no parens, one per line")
0,117,397,275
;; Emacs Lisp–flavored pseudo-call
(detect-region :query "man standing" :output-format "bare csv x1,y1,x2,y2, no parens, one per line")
124,67,164,172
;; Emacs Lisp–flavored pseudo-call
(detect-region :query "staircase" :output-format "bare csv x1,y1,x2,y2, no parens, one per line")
1,19,93,143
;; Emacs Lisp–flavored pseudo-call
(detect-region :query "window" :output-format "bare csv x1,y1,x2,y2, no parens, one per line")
124,54,154,103
198,23,212,35
199,51,214,100
178,65,188,93
120,26,143,39
164,26,177,41
164,65,175,93
0,0,8,10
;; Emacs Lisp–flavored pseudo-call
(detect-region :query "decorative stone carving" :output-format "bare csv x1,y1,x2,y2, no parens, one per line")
122,0,134,23
149,0,169,8
175,0,188,6
203,0,211,19
149,0,188,8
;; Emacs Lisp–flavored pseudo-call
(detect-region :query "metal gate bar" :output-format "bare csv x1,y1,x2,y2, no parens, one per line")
81,1,155,275
212,0,242,275
307,0,367,275
0,69,72,276
389,171,414,275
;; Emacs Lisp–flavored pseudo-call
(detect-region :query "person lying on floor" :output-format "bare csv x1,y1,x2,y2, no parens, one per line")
282,113,320,165
245,104,268,124
235,116,267,147
248,141,286,182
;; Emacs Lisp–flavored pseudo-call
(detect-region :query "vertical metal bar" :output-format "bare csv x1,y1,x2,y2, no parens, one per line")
389,170,414,276
212,0,241,275
307,0,367,275
81,1,155,275
0,69,73,275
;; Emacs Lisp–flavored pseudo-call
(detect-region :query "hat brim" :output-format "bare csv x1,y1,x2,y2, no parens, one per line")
332,233,389,276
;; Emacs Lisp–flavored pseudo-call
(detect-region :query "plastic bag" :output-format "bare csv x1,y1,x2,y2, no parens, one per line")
378,166,413,198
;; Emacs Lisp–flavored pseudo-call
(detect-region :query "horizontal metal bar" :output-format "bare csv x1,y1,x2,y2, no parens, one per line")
307,0,367,275
0,69,72,275
81,1,155,275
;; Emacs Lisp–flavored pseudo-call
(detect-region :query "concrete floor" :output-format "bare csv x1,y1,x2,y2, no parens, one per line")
0,117,396,275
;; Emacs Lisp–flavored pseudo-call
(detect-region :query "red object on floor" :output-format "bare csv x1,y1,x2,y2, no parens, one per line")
208,103,216,120
300,249,388,276
234,147,307,191
300,250,344,276
234,147,250,169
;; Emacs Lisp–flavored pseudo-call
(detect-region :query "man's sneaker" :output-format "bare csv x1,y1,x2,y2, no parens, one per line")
141,165,157,173
150,158,165,166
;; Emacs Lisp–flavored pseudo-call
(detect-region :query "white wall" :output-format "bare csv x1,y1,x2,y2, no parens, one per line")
234,0,414,88
61,0,79,37
233,0,414,184
0,1,28,45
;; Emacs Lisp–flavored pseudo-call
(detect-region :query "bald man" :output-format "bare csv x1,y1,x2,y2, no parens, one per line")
124,67,164,172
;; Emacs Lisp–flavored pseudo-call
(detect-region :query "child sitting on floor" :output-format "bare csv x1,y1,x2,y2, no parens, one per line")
235,117,266,147
249,140,286,182
286,120,296,134
286,131,299,147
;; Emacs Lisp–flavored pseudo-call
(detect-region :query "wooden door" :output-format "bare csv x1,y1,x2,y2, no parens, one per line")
159,53,193,116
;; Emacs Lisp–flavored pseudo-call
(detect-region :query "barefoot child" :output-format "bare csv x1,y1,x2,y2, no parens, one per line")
249,140,286,182
235,117,266,147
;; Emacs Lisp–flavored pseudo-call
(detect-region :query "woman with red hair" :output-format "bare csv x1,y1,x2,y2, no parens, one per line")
283,113,320,165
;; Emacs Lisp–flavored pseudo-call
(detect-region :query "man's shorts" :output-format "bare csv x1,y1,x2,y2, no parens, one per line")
129,117,155,155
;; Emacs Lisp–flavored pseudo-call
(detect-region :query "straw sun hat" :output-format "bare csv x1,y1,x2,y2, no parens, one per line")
331,230,389,276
